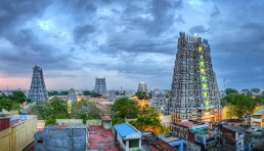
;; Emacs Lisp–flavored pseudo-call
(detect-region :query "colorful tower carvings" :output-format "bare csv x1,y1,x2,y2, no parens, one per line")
28,65,48,102
166,32,223,123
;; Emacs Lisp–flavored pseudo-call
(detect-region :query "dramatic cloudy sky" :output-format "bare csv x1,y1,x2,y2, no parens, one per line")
0,0,263,90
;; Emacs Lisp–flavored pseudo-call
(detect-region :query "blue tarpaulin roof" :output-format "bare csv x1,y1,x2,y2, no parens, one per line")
113,123,137,137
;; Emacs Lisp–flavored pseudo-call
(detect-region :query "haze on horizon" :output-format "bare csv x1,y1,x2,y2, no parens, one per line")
0,0,263,90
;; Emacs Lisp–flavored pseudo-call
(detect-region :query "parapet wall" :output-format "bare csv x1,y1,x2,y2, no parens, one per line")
0,116,37,151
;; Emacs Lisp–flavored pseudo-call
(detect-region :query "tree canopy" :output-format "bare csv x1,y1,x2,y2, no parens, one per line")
225,88,238,95
31,98,70,122
112,98,139,119
11,91,26,103
223,93,257,119
83,90,91,96
0,98,12,111
135,91,148,100
251,88,261,93
129,106,170,134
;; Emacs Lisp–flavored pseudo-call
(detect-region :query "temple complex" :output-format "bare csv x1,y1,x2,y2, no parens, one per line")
28,65,48,102
166,32,223,123
93,76,107,95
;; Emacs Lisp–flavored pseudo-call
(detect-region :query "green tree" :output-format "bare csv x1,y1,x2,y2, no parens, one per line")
111,115,125,126
129,107,169,134
255,94,264,105
251,88,261,93
225,88,238,95
224,94,255,118
112,98,139,119
26,98,32,103
78,113,88,124
91,92,102,97
0,98,12,111
48,98,69,117
12,91,26,103
59,91,68,95
148,91,152,99
48,91,59,96
12,103,21,110
45,116,56,126
31,98,70,120
83,90,91,96
165,90,170,98
81,100,103,119
135,91,147,100
71,101,83,118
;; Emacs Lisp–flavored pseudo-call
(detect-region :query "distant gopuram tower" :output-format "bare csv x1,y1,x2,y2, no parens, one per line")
138,82,148,96
93,76,107,95
166,32,223,123
28,65,48,102
67,88,77,102
151,88,166,113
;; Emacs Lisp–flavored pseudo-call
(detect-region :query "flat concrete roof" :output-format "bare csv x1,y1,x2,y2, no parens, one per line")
87,126,120,151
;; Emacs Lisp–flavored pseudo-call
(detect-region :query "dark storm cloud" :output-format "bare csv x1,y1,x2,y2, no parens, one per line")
122,0,182,36
210,5,220,17
73,24,96,43
0,0,263,89
189,25,209,34
99,36,177,55
0,0,51,34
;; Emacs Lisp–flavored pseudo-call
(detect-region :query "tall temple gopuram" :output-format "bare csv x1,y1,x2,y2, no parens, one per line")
94,76,107,95
166,32,223,123
28,65,48,102
138,82,148,97
67,88,77,102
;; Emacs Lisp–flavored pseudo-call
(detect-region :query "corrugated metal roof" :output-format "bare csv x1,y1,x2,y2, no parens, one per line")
113,123,137,137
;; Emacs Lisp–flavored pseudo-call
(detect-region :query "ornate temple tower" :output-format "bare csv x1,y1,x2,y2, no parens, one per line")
28,65,48,102
166,32,223,123
151,88,167,113
67,88,77,102
93,76,107,95
138,82,148,97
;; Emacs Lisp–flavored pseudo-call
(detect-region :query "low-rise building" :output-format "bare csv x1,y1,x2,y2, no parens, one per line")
248,126,264,148
171,120,216,151
189,125,217,150
141,131,178,151
34,125,88,151
0,115,37,151
251,108,264,127
113,123,142,151
87,117,119,150
253,140,264,151
221,125,245,151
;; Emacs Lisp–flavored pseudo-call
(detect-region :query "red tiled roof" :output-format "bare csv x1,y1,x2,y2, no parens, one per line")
88,126,120,151
177,121,198,127
101,116,111,121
